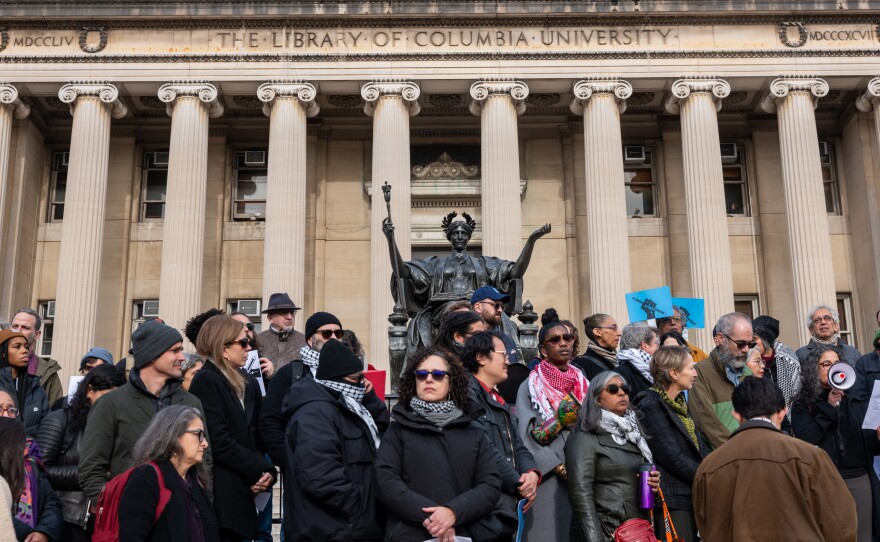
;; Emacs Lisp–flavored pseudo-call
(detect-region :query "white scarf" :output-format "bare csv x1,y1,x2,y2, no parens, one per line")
300,346,320,377
316,379,382,449
599,409,653,463
617,348,653,384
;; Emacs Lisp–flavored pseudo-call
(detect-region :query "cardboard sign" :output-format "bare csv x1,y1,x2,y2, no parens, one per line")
672,297,706,329
625,286,674,323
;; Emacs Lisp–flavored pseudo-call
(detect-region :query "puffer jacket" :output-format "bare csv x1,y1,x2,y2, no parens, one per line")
0,366,48,437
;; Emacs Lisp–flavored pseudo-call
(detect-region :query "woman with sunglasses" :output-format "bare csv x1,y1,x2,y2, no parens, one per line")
633,346,708,542
376,348,502,542
190,314,276,542
566,371,661,542
514,309,588,542
577,313,623,380
118,405,218,542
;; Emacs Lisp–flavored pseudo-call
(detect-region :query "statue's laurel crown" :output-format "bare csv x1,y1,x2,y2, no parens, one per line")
441,212,477,232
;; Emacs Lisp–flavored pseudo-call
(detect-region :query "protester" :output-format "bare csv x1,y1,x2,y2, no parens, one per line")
576,313,622,380
656,307,708,362
567,371,661,541
752,315,800,412
852,328,880,422
745,347,765,377
694,376,857,542
376,347,501,542
118,405,218,542
791,345,880,542
547,310,583,370
79,320,206,501
10,310,62,405
230,311,274,383
659,330,687,347
471,285,523,364
795,304,861,365
515,309,587,541
614,323,660,398
283,339,387,541
690,313,754,449
341,329,367,362
255,292,307,371
180,354,204,392
0,417,62,542
0,330,48,437
36,364,124,542
434,311,487,360
634,346,708,542
190,314,275,542
78,347,113,376
462,331,539,527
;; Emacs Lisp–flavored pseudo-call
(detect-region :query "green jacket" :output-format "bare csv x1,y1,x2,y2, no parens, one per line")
689,348,739,450
78,368,207,500
28,354,63,405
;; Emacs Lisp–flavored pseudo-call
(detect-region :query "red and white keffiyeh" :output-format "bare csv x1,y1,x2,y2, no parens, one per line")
528,359,589,421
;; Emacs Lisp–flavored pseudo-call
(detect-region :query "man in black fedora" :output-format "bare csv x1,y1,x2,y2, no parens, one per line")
256,292,307,374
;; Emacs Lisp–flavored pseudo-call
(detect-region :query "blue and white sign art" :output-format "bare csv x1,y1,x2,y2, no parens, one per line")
672,297,706,329
625,286,674,323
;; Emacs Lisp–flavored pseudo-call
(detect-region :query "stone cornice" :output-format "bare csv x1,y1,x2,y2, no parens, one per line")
760,76,829,112
361,81,421,117
58,82,127,118
569,79,632,115
0,83,30,119
855,77,880,113
158,81,224,118
469,80,529,116
257,81,319,118
665,78,731,114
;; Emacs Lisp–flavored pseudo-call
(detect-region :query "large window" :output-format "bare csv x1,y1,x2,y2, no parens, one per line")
233,150,268,221
622,147,655,217
37,301,55,358
141,151,169,220
820,141,842,215
721,143,749,216
227,299,264,333
48,152,68,222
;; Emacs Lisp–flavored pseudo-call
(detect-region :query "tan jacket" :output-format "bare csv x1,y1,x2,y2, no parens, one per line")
694,420,857,542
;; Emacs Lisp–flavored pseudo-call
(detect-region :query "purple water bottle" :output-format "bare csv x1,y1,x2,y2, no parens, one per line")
638,463,654,510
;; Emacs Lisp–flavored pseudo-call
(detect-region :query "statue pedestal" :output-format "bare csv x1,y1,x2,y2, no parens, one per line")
517,300,539,364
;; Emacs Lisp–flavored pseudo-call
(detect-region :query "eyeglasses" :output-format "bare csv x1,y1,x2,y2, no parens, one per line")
184,429,207,443
493,350,510,359
544,333,576,346
345,373,366,384
812,315,835,325
225,338,250,349
596,325,620,331
669,316,683,323
818,361,836,370
0,407,19,416
315,329,345,340
721,332,757,350
478,301,504,310
414,369,448,381
604,383,632,395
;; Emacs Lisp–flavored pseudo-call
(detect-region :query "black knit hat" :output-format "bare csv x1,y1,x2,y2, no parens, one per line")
305,312,342,338
316,339,363,381
752,315,780,348
130,320,183,369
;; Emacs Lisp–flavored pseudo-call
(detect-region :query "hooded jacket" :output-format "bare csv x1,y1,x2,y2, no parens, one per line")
375,401,502,542
0,365,48,438
283,376,388,542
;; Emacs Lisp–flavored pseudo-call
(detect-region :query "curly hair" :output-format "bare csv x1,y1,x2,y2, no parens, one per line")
184,308,225,345
397,347,469,409
793,344,841,414
68,364,126,437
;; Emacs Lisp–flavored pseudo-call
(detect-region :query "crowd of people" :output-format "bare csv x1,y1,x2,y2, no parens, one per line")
0,294,877,541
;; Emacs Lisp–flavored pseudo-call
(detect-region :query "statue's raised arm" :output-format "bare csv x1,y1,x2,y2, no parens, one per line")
510,223,551,278
382,216,411,281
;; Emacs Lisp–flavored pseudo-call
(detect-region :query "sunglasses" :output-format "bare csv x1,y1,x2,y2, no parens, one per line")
226,338,250,349
245,322,255,331
184,428,207,443
721,332,757,350
346,373,366,384
605,383,632,395
414,369,449,381
544,333,576,346
315,329,345,340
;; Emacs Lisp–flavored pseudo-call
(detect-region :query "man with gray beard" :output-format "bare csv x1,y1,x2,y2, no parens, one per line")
689,312,756,450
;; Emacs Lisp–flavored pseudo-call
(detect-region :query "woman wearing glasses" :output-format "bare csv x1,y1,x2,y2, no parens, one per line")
118,405,218,542
577,313,623,380
566,371,661,542
515,309,588,542
376,348,501,542
190,314,276,542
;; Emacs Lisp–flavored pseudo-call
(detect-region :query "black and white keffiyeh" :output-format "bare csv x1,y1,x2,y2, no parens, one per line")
316,379,382,449
600,409,653,463
617,348,654,384
410,398,462,427
300,346,321,377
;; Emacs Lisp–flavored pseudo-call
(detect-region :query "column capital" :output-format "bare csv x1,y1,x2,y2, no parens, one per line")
469,79,529,116
760,77,829,113
258,81,319,118
58,82,127,119
0,84,30,119
665,78,731,114
569,79,632,115
158,82,224,118
361,80,420,117
855,77,880,113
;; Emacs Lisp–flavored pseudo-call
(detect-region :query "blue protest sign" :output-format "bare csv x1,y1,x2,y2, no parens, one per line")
672,297,705,329
625,286,674,322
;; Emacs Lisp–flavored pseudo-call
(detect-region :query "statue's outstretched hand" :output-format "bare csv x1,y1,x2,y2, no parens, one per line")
531,223,551,239
382,216,395,238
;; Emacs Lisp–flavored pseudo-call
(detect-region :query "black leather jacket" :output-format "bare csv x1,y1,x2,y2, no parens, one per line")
36,408,82,491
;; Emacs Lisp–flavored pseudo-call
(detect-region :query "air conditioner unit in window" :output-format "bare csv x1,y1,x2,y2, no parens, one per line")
720,143,738,163
45,301,56,319
624,145,646,164
142,300,160,318
237,300,261,317
244,151,267,166
153,151,170,166
60,152,70,167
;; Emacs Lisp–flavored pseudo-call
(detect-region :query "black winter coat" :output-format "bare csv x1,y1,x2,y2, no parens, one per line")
36,408,81,491
188,361,275,539
633,389,709,511
12,465,63,542
118,459,219,542
0,367,48,437
573,351,615,381
283,377,387,542
375,402,502,542
615,361,653,399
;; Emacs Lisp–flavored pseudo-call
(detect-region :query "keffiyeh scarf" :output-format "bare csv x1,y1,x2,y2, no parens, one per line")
617,348,654,383
600,409,653,463
410,398,462,427
300,346,321,377
528,359,589,421
316,379,382,449
16,438,42,528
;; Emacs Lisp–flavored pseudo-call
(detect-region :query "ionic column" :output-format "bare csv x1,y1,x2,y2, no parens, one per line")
570,79,633,322
53,83,127,374
362,81,420,366
666,79,735,346
0,84,29,249
761,77,836,346
856,77,880,152
157,82,223,334
470,80,528,260
258,82,319,322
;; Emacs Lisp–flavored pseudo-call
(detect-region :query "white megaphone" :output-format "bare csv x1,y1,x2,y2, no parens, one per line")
828,362,856,391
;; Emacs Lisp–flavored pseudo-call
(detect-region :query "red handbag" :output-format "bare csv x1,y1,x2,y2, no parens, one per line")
613,518,657,542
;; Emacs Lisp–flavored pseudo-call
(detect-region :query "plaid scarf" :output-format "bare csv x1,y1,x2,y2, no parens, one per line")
528,359,588,421
651,386,698,448
316,379,381,449
300,346,320,377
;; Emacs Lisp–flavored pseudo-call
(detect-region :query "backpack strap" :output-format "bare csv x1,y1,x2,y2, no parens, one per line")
148,462,173,522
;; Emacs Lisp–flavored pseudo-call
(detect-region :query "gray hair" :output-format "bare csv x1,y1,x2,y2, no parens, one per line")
576,371,628,434
620,323,658,351
651,346,691,389
130,405,208,484
180,353,204,373
805,304,840,328
12,308,41,331
715,312,751,337
0,321,8,331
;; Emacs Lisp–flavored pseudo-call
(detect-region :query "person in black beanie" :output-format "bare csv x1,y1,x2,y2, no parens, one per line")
751,315,801,413
281,338,388,541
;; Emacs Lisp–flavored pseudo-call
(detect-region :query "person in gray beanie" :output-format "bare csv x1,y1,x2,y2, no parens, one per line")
78,320,209,501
